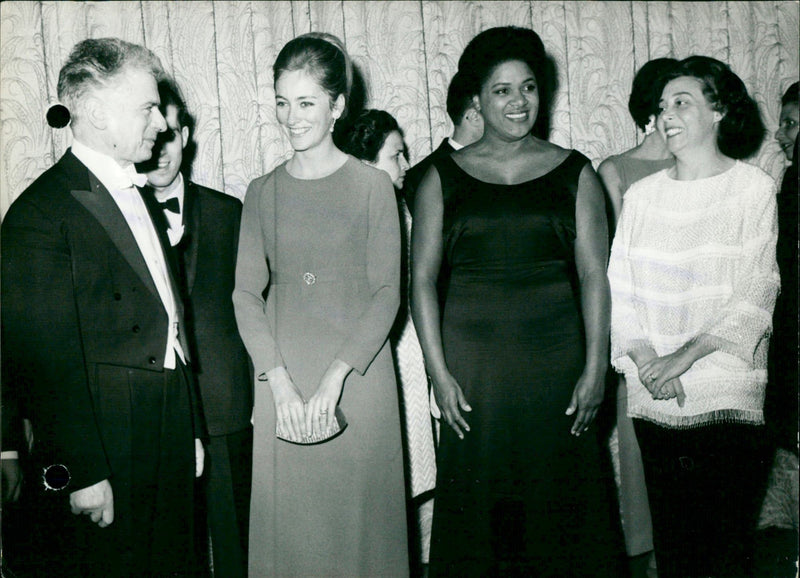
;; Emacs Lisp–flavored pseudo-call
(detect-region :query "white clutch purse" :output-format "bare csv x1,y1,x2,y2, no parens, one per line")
276,406,348,445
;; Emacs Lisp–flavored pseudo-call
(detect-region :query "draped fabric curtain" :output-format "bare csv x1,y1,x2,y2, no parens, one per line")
1,1,797,215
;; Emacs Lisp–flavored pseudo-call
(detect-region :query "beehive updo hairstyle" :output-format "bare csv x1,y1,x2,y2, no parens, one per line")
273,32,353,119
457,26,554,138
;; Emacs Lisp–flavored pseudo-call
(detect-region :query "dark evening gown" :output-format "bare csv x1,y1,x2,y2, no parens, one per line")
428,151,623,577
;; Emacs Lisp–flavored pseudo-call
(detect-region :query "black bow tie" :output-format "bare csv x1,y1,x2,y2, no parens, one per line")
159,197,180,214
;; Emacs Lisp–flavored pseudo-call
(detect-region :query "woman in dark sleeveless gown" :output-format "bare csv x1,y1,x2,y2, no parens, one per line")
412,27,623,577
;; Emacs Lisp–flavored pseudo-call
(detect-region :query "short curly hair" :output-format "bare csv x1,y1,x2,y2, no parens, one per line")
661,55,765,159
340,109,401,163
628,58,678,130
457,26,553,137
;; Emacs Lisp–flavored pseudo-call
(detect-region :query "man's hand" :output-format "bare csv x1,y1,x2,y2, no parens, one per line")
70,479,114,528
195,438,204,478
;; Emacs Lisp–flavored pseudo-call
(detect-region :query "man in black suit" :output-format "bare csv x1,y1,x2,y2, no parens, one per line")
139,78,253,578
1,38,205,577
402,71,484,215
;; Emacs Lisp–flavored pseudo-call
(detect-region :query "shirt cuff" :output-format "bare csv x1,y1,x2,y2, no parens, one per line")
1,451,19,460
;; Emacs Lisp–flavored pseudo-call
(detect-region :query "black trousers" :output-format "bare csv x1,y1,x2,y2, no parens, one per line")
634,420,770,578
6,363,199,577
199,426,253,578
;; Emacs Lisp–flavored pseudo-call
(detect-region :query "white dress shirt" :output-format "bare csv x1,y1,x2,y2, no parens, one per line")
71,140,185,369
448,138,466,151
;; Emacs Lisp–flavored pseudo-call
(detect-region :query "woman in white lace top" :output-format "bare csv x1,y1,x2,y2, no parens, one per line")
608,56,779,578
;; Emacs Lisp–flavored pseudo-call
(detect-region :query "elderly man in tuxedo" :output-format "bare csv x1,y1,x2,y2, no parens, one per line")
139,78,253,578
1,38,205,577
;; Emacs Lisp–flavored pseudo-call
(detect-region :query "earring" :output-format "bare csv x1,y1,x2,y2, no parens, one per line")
644,116,656,136
330,118,336,133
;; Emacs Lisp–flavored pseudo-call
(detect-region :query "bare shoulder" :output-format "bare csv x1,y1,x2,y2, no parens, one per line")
597,155,621,178
536,138,571,157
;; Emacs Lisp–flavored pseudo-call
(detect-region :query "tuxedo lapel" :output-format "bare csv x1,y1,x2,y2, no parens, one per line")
70,170,161,303
141,189,192,361
182,182,201,295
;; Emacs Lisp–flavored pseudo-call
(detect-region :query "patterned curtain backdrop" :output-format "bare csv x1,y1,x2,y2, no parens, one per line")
1,1,797,215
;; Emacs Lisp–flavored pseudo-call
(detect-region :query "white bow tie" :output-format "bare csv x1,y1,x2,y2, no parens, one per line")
111,172,148,190
127,170,149,188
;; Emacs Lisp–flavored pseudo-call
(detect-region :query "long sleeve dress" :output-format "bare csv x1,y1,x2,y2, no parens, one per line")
609,161,779,427
234,157,409,577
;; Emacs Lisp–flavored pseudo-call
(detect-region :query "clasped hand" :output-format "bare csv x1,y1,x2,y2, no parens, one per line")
637,350,690,407
268,362,349,441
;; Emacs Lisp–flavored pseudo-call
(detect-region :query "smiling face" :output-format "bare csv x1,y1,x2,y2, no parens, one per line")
477,60,538,141
368,130,408,189
100,66,167,165
657,76,723,158
274,68,343,153
776,101,798,161
145,104,189,190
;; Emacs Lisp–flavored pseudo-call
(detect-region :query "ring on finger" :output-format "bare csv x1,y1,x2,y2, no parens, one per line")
647,374,657,382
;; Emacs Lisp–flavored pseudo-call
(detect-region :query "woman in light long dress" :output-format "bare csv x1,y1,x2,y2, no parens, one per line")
234,33,408,577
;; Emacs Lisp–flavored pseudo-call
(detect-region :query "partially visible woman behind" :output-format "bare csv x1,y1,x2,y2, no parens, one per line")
342,109,409,190
756,82,798,577
341,109,438,574
412,26,624,576
233,34,408,576
597,57,676,578
599,58,676,225
609,56,779,578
